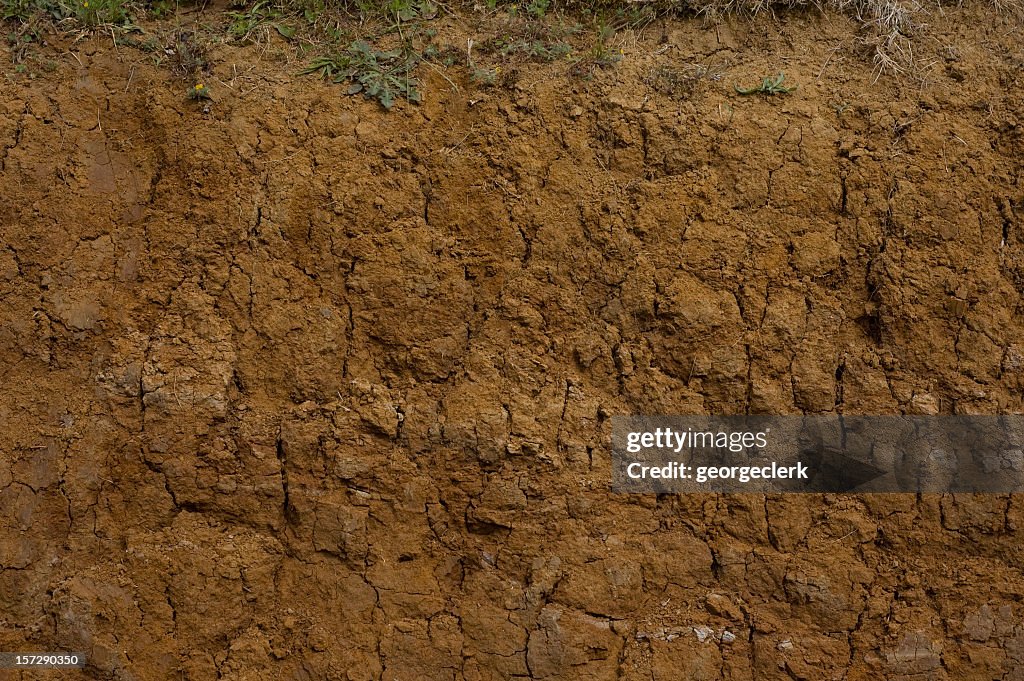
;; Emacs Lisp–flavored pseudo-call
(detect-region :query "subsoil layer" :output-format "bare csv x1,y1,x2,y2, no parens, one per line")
2,5,1024,679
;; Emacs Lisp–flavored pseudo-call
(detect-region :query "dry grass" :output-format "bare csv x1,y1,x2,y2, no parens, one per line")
674,0,926,76
0,0,1015,82
527,0,1017,77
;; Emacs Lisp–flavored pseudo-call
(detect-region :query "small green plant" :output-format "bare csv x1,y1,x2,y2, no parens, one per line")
72,0,129,25
470,64,497,86
481,36,570,62
422,43,461,67
227,0,295,41
297,0,322,22
146,0,173,18
187,81,211,100
569,23,620,79
526,0,548,18
354,0,434,25
2,0,56,22
304,39,422,109
390,0,434,22
735,72,797,95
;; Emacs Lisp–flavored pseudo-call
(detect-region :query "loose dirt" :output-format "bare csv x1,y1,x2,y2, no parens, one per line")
2,4,1024,679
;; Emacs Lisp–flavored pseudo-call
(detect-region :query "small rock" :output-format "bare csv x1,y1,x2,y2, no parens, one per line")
705,594,742,621
909,392,940,415
693,625,714,643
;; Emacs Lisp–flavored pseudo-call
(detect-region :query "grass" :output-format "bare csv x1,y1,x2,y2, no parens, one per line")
226,0,296,41
1,0,57,22
380,0,437,23
74,0,130,25
303,38,422,108
477,35,572,61
734,71,796,95
0,0,1013,99
568,20,620,77
2,0,134,65
1,0,135,34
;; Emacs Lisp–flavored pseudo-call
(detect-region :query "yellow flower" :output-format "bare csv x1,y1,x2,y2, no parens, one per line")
83,2,88,7
195,83,204,89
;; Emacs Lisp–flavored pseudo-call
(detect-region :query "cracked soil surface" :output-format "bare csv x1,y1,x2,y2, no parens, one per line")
2,4,1024,679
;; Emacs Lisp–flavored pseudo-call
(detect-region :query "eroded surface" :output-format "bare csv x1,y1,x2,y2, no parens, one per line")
2,8,1024,679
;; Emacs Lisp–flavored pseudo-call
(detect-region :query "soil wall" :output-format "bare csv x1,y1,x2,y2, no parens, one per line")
2,7,1024,679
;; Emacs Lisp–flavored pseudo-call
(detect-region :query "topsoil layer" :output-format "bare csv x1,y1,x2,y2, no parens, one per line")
2,4,1024,680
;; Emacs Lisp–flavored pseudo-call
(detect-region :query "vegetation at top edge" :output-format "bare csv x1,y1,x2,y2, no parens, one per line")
3,0,134,67
1,0,124,25
226,0,307,41
567,20,620,77
303,38,422,108
296,0,633,107
476,35,572,61
2,0,1012,98
366,0,436,24
1,0,55,22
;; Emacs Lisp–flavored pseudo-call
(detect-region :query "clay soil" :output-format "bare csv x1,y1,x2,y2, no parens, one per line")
2,4,1024,679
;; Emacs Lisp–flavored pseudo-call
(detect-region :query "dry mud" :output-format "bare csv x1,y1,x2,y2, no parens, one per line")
2,5,1024,679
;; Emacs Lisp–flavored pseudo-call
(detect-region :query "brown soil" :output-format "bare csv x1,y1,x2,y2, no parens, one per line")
2,4,1024,679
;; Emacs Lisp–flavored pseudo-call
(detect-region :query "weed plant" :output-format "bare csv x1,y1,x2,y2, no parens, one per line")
304,38,422,108
734,72,796,94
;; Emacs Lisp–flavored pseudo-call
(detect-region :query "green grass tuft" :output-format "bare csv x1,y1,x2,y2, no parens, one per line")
734,72,797,95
